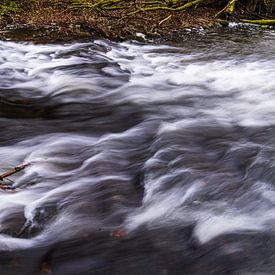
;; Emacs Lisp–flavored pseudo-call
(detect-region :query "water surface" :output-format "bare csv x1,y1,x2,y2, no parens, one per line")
0,30,275,274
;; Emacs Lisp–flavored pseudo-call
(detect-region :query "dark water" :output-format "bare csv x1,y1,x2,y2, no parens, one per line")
0,30,275,274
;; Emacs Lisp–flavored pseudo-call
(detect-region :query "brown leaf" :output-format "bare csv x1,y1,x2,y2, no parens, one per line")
112,228,125,238
40,262,52,274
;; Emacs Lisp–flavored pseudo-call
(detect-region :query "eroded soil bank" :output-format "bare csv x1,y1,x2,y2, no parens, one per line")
0,1,274,42
0,7,217,42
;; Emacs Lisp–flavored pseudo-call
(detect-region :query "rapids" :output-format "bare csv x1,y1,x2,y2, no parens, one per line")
0,29,275,274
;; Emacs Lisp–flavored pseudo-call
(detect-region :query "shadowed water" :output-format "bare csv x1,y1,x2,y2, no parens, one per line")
0,30,275,274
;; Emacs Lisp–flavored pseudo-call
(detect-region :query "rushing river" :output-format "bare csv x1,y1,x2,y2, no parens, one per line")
0,29,275,274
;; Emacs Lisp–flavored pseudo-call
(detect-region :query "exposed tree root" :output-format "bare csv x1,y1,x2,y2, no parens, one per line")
0,0,274,42
215,0,238,17
69,0,274,21
70,0,209,15
127,0,205,16
240,18,275,25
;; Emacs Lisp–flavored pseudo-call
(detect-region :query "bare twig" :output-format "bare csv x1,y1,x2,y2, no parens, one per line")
0,163,30,181
159,14,172,25
0,163,30,191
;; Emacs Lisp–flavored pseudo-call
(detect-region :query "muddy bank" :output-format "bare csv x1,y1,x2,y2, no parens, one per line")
0,0,275,42
0,1,274,42
0,6,220,42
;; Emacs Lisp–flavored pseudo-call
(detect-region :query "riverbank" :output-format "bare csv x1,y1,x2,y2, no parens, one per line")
0,1,274,42
0,5,217,42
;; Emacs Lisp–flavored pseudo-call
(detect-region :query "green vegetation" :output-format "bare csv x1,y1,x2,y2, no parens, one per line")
1,0,274,18
0,0,20,15
240,18,275,25
70,0,274,17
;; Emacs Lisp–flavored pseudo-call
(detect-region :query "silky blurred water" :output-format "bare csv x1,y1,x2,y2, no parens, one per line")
0,30,275,274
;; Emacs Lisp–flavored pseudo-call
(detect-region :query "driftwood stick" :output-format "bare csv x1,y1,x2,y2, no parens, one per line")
0,163,30,181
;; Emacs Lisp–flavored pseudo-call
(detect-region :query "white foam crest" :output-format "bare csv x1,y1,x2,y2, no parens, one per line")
168,61,274,92
0,190,39,212
1,134,96,181
194,213,265,244
23,178,86,222
126,181,201,230
0,40,114,100
0,40,94,57
194,195,275,244
127,170,275,242
107,41,275,126
0,133,97,213
0,234,34,250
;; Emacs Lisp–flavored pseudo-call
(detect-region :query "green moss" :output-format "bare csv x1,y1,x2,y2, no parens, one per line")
225,0,237,14
240,19,275,26
0,0,20,15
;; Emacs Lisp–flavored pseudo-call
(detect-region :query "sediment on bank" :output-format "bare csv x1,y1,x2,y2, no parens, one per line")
0,0,274,42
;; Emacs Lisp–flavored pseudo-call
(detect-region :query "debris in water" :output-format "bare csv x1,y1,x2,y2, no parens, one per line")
112,228,126,238
0,162,30,191
39,262,52,274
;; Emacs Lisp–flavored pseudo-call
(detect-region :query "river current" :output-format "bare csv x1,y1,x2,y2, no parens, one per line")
0,30,275,274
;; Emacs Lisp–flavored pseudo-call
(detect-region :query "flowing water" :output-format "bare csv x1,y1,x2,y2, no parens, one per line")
0,29,275,274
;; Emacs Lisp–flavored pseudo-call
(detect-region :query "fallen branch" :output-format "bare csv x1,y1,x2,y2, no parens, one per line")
240,19,275,25
0,163,30,181
0,163,30,191
215,0,238,18
159,14,172,25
